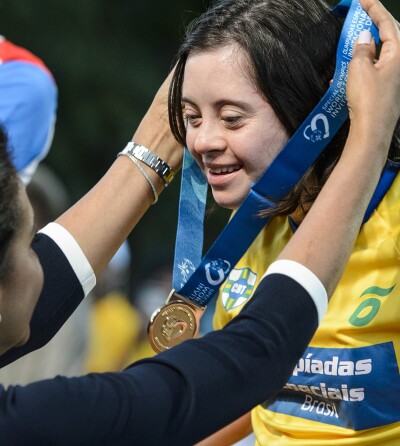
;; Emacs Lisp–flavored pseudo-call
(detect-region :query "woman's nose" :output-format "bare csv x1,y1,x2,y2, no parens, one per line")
192,120,226,155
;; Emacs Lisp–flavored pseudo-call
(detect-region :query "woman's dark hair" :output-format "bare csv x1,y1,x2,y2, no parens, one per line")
0,127,22,281
169,0,400,216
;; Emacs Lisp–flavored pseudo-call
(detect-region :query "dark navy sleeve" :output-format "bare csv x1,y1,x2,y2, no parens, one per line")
0,273,319,446
0,233,85,367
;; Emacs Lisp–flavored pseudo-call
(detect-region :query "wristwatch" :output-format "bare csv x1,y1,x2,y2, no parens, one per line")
122,141,174,185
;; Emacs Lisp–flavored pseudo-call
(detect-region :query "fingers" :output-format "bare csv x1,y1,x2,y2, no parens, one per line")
359,0,399,42
348,1,400,137
352,30,377,66
359,0,400,70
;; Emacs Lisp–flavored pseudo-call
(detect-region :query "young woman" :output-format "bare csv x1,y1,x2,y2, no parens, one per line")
168,0,400,444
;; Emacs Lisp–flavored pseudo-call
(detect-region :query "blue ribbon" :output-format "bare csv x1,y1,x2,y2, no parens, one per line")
172,0,380,307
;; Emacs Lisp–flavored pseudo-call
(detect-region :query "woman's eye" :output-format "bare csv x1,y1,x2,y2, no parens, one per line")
185,114,201,126
222,115,243,127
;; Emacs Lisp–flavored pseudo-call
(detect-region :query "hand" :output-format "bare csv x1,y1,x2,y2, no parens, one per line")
132,68,183,172
347,0,400,146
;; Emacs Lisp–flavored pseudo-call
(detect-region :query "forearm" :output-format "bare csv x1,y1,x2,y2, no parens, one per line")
0,273,319,446
279,0,400,294
56,157,154,276
279,125,388,296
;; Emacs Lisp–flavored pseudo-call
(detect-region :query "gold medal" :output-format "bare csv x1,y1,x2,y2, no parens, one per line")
148,291,204,353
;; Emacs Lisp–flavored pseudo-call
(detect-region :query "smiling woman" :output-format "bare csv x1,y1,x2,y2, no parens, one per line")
169,0,367,218
168,0,400,445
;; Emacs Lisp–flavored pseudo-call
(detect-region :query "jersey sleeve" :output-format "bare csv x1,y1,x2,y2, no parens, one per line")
0,269,323,446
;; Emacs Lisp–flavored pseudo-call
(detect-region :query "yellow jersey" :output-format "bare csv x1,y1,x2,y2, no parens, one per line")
214,173,400,445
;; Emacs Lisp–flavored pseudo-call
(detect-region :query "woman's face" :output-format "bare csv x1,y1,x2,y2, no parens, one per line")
182,45,289,209
0,184,43,355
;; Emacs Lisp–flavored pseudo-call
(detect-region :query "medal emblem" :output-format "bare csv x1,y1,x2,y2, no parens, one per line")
148,291,204,353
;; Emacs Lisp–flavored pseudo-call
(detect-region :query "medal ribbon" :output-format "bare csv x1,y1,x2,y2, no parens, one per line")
173,0,380,307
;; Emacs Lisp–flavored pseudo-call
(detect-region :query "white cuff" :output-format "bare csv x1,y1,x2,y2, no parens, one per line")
263,259,327,324
39,222,96,297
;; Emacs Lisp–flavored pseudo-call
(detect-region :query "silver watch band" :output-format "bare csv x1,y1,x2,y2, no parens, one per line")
122,141,174,185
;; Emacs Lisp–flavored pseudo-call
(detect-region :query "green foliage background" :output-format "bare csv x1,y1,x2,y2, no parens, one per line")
0,0,398,295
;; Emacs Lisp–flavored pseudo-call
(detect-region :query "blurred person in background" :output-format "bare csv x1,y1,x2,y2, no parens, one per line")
0,37,57,185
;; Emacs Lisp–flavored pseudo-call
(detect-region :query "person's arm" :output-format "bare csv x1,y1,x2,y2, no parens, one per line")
278,1,400,293
0,269,320,446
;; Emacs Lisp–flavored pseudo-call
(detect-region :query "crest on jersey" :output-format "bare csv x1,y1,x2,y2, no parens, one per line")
221,268,257,311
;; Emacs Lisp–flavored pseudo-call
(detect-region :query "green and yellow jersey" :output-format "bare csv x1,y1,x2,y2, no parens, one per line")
214,173,400,445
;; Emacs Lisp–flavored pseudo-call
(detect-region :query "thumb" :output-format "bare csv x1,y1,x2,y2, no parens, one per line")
352,30,377,62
